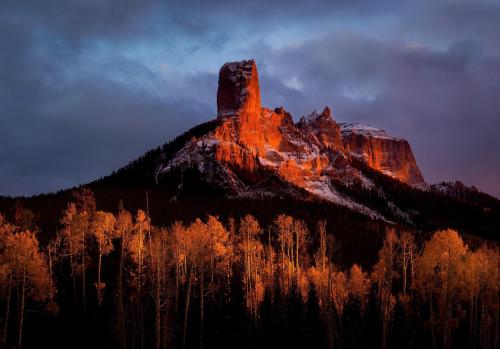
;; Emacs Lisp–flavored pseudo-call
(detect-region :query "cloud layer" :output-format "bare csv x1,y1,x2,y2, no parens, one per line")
1,0,499,197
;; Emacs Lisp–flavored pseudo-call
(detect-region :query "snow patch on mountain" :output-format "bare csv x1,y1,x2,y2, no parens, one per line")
156,131,383,220
302,176,383,220
339,123,399,140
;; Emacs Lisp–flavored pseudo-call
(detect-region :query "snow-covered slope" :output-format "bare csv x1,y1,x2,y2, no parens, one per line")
339,123,399,140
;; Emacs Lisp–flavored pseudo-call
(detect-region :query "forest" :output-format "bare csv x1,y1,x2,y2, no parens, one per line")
0,188,499,349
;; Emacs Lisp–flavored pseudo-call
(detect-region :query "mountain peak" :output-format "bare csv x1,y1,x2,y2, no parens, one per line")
217,59,261,118
158,60,427,213
322,106,331,118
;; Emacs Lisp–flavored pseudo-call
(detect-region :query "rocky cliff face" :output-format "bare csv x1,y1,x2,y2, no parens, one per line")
217,60,261,117
157,59,426,215
340,123,425,185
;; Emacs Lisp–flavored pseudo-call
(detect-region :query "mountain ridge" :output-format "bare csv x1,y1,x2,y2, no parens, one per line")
0,59,498,241
154,59,427,219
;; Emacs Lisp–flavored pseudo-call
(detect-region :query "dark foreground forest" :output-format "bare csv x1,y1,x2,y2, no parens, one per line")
0,188,499,349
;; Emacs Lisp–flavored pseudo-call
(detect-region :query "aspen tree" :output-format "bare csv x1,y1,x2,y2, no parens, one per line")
60,203,81,308
398,231,416,295
91,211,116,306
413,229,468,349
274,215,294,294
115,208,133,349
130,209,150,349
330,270,349,326
239,215,265,318
308,220,335,349
72,188,96,312
170,221,185,317
147,227,171,349
0,214,14,347
464,245,500,349
206,215,230,299
46,233,62,307
2,230,50,348
349,264,370,312
371,228,398,349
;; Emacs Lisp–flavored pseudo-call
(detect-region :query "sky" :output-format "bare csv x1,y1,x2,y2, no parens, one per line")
1,0,499,198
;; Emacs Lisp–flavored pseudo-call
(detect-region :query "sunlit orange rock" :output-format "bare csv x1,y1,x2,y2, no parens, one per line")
160,59,426,204
217,59,261,118
297,106,343,150
340,124,425,185
278,159,306,186
212,59,425,187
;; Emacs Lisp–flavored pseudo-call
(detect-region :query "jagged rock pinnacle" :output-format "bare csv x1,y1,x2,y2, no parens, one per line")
217,59,261,118
321,106,331,118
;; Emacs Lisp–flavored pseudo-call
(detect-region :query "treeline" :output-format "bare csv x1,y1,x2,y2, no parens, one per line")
0,189,499,349
94,119,222,187
343,160,500,240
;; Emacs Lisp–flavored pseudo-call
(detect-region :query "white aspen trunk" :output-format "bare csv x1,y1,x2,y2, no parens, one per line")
402,252,407,295
3,269,12,347
48,249,54,302
118,234,126,349
82,226,86,313
182,267,193,349
200,264,204,349
17,269,26,349
175,245,179,317
97,247,102,306
69,239,78,309
155,252,161,349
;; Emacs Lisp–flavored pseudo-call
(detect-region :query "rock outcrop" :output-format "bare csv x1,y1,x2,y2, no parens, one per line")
431,181,479,200
217,60,261,118
158,59,426,214
297,107,344,150
340,123,425,185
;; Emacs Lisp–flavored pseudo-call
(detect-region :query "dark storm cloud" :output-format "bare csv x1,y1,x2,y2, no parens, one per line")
0,3,216,196
0,0,499,197
402,1,500,51
0,0,153,43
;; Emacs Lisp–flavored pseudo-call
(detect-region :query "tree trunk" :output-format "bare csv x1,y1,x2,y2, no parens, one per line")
327,309,334,349
163,307,169,349
430,296,437,349
327,267,334,349
494,290,498,349
3,269,12,347
381,294,387,349
69,246,77,310
163,312,168,349
210,248,215,302
155,252,161,349
140,308,144,349
175,246,179,318
281,243,285,293
82,228,86,313
18,269,26,349
155,289,161,349
200,265,204,349
268,229,273,302
480,293,486,349
182,267,193,349
118,236,126,349
48,249,54,302
137,235,144,349
295,229,299,273
469,295,474,348
97,249,102,306
402,259,407,295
